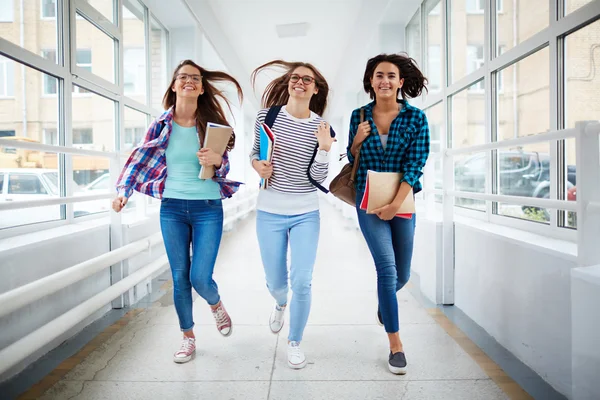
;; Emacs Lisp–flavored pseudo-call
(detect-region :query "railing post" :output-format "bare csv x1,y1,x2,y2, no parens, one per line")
576,121,600,267
442,150,455,304
109,156,124,309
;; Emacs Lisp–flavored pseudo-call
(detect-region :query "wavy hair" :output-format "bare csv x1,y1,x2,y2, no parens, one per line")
363,53,428,100
162,59,243,151
251,60,329,116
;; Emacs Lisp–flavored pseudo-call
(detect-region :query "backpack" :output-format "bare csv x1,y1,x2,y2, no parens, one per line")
264,105,336,193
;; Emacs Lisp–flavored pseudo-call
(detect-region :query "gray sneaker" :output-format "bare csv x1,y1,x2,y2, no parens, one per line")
388,351,407,375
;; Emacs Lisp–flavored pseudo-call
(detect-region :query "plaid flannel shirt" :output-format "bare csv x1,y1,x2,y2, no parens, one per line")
346,100,430,194
116,107,242,199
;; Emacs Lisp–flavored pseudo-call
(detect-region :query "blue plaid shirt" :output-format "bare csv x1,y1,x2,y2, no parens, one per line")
346,100,430,194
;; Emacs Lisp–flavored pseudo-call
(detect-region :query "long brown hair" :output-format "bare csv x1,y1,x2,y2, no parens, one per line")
363,53,428,100
162,60,243,151
251,60,329,116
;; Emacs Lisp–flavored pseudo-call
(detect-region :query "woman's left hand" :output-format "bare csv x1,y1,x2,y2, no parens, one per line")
372,203,398,221
197,148,223,168
315,121,336,152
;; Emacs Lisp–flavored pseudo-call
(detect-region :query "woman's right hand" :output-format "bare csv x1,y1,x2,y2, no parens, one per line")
112,196,128,213
353,121,371,147
252,160,273,179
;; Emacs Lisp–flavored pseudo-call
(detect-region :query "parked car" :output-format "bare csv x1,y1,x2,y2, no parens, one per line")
454,151,552,198
0,169,120,229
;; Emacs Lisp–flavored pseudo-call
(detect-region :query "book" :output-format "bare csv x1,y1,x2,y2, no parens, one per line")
359,170,414,219
259,123,274,189
198,122,233,179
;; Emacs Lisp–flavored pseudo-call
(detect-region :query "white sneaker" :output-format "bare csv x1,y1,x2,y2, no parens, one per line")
269,304,285,334
287,341,307,369
173,337,196,363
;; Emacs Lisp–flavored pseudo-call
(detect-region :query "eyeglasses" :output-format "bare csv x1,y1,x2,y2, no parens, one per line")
176,73,202,83
289,74,315,85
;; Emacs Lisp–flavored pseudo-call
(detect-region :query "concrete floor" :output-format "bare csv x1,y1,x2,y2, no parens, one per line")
39,200,509,400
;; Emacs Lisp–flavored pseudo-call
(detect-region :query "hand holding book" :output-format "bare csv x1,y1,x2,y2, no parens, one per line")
197,148,222,168
198,122,233,179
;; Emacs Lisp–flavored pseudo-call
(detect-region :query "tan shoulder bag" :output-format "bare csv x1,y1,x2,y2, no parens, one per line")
329,108,366,206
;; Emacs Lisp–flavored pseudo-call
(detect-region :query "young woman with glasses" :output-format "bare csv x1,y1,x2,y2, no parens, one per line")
347,53,430,375
249,60,335,369
112,60,243,364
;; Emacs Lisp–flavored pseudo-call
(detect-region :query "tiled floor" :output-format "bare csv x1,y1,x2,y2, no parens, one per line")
31,200,522,400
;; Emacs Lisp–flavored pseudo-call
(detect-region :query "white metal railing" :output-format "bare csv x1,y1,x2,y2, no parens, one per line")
421,121,600,292
0,193,113,211
447,190,578,211
0,255,168,376
445,128,579,156
0,233,163,319
423,123,600,215
0,189,258,376
0,138,119,159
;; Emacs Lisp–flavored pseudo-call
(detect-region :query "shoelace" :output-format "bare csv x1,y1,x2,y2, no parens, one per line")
213,307,229,326
177,338,194,354
289,342,302,357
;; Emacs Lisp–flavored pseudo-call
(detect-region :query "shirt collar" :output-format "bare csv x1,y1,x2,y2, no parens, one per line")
364,99,409,118
157,106,175,123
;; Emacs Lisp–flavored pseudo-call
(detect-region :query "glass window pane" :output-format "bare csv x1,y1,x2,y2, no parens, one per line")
84,0,115,24
123,107,148,151
123,0,146,101
76,13,116,84
426,0,443,95
72,85,115,151
426,102,444,202
0,151,63,229
0,1,58,61
496,143,550,223
454,152,487,210
406,10,421,68
565,21,600,130
450,0,485,84
73,155,110,217
450,80,486,149
565,0,594,15
563,20,599,229
496,0,549,55
496,47,550,141
151,17,168,111
0,55,15,97
0,59,59,148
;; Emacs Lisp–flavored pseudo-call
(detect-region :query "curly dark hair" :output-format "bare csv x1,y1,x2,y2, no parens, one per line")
363,53,428,100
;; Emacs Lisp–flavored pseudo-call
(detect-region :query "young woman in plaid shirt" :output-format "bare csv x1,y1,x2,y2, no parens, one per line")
347,54,430,375
112,60,243,364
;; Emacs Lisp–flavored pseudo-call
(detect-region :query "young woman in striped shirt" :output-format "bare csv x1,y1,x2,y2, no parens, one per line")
112,60,243,364
347,54,430,375
250,60,335,369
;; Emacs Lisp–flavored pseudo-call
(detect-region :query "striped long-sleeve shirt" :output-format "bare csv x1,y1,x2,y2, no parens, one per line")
250,107,330,215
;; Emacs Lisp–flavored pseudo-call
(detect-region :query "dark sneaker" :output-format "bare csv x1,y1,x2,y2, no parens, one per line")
376,309,384,326
388,351,407,375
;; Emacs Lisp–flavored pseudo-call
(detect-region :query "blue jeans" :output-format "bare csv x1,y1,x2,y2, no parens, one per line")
160,198,223,332
256,210,320,342
355,191,416,333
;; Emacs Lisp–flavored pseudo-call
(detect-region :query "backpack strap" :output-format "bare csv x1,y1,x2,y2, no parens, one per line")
307,126,336,193
264,105,282,128
264,105,335,194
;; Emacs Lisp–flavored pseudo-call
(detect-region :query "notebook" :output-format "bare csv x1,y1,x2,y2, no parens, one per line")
359,170,414,219
198,122,233,179
259,123,274,189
